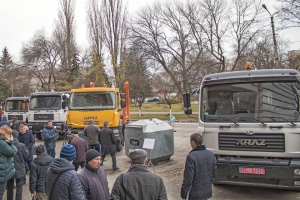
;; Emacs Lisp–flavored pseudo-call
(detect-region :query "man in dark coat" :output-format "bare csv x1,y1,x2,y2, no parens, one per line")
30,144,54,200
83,119,101,153
11,116,20,131
98,121,118,171
43,121,58,158
18,124,35,173
70,131,88,171
78,149,110,200
181,133,217,200
45,144,85,200
6,130,29,200
110,149,168,200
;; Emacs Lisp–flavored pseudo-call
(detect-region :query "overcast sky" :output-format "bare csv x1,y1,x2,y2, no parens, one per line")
0,0,299,62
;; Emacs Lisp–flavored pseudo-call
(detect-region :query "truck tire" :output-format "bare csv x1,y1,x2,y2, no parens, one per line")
36,132,42,140
116,140,122,152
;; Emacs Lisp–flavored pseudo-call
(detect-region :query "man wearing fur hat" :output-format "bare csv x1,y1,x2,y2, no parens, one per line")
45,144,85,200
29,144,54,200
78,149,110,200
110,149,168,200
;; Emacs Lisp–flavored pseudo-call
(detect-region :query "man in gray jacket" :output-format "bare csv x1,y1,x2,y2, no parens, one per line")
110,149,168,200
78,149,110,200
180,133,217,200
83,119,101,153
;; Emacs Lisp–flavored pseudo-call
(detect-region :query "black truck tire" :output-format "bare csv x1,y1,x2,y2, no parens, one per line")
36,132,42,140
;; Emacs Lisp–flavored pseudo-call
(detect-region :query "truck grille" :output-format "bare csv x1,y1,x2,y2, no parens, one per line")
34,114,54,120
7,115,23,120
219,132,285,152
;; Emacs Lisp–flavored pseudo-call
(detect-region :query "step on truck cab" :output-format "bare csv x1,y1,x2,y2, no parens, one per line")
27,91,69,139
4,97,30,123
67,82,130,152
183,64,300,190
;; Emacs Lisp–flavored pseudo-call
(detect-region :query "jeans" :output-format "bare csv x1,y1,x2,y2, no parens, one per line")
101,153,117,169
47,149,56,158
73,161,85,171
7,178,23,200
88,143,101,154
0,182,6,200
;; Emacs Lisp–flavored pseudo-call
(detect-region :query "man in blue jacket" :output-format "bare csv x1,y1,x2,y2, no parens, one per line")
181,133,217,200
43,121,58,158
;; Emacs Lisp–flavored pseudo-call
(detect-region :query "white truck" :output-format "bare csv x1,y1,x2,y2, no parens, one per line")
27,92,69,139
4,97,30,123
183,65,300,190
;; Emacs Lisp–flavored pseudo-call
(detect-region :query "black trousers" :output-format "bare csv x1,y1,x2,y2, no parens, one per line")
101,153,117,169
7,178,23,200
73,161,85,171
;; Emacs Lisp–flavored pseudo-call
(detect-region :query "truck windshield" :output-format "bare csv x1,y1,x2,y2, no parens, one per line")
29,96,61,110
201,82,300,123
5,100,28,112
69,92,116,110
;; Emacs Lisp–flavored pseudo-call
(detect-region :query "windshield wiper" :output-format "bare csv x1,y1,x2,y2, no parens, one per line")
236,117,267,127
272,117,297,127
207,116,239,127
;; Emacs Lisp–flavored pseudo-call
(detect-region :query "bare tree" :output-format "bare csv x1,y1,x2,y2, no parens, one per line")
99,0,128,87
21,30,61,91
277,0,300,28
53,0,78,82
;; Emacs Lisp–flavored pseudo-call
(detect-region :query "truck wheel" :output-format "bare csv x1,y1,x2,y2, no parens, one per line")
36,132,42,140
116,141,122,152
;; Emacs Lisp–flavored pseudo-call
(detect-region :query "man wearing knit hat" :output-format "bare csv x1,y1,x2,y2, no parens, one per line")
45,144,85,200
70,130,88,171
29,144,54,200
110,149,168,200
78,149,110,200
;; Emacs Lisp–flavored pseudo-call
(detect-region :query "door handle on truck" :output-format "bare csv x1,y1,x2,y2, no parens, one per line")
269,126,283,128
219,125,231,128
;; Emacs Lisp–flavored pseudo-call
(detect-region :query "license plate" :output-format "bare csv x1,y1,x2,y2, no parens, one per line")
239,167,265,175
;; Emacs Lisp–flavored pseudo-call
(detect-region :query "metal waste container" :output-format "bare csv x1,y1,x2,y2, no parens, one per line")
125,118,174,164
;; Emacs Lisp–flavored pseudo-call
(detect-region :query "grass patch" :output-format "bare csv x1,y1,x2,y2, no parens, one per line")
130,114,198,122
130,103,199,112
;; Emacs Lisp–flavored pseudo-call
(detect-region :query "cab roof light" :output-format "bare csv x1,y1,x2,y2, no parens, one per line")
246,62,252,70
103,84,107,88
90,82,95,88
81,84,84,88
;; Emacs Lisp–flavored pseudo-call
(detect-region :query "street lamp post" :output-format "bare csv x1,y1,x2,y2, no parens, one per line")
262,4,279,68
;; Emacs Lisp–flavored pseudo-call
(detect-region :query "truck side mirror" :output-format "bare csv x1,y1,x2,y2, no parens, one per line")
121,99,126,108
183,91,192,115
62,95,67,101
62,102,66,109
120,93,126,99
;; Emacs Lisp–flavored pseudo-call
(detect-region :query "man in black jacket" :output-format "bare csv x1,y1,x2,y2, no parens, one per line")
98,121,118,171
29,144,54,200
181,133,217,200
6,130,29,200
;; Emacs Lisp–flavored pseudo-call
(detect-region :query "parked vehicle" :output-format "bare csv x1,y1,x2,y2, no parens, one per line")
4,97,29,123
183,63,300,190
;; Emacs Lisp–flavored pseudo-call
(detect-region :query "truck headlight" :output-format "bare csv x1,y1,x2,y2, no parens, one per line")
294,169,300,175
113,129,119,133
28,126,32,129
294,181,300,186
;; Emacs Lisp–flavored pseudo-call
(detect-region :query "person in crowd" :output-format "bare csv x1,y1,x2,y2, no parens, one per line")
0,125,17,200
0,106,4,122
110,149,167,200
83,119,101,153
6,130,29,200
98,121,118,171
45,144,85,200
180,133,217,200
18,124,35,178
70,130,88,171
0,115,10,127
30,144,54,200
43,121,58,158
11,116,20,131
78,149,110,200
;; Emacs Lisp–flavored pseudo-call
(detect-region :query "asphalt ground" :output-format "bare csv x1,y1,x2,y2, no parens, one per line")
4,122,300,200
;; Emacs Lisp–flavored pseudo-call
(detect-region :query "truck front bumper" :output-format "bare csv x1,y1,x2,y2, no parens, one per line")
214,161,300,191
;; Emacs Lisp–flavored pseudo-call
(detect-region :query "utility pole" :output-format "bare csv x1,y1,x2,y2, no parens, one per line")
262,4,279,68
